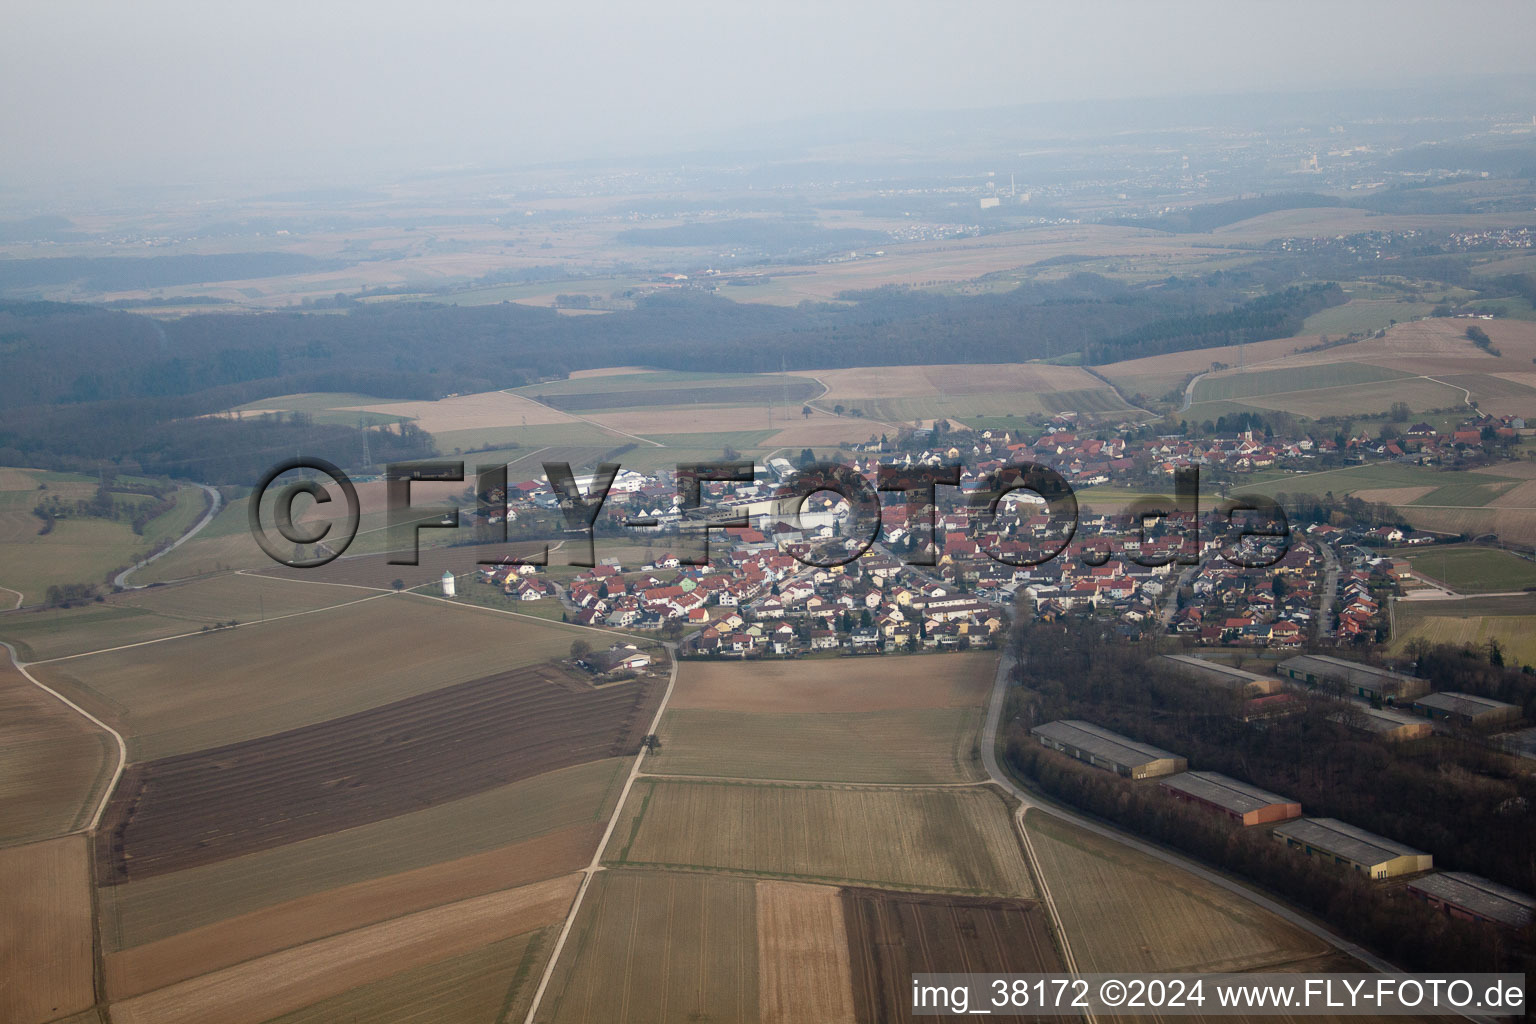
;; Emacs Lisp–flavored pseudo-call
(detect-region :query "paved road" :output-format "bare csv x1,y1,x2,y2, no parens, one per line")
980,653,1405,976
114,482,222,590
1,639,128,834
521,640,680,1024
1315,539,1340,640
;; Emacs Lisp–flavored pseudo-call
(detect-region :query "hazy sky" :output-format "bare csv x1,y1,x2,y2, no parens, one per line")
5,0,1536,190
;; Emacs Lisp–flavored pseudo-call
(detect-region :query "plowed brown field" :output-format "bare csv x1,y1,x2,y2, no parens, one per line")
98,664,658,882
841,887,1064,1024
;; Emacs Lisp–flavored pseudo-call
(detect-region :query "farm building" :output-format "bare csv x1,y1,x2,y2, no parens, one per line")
1331,704,1434,742
1411,691,1521,729
1030,720,1186,780
1158,771,1301,826
1276,654,1428,702
1271,818,1432,879
1163,655,1281,695
1405,872,1535,929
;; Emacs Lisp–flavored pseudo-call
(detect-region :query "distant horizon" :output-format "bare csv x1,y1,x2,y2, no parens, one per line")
5,0,1536,197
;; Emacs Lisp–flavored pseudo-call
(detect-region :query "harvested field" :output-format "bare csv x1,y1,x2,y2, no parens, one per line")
1097,335,1325,399
104,821,598,998
1398,506,1536,547
1025,812,1328,973
671,653,996,713
0,656,113,845
811,363,1131,424
102,757,626,950
1350,486,1435,507
259,930,550,1024
1391,593,1536,667
842,887,1063,1024
652,707,984,784
536,868,759,1024
35,595,579,759
338,388,584,429
0,572,379,662
608,779,1034,895
0,836,96,1024
758,881,857,1024
98,663,658,882
110,874,580,1024
539,381,821,412
585,404,881,445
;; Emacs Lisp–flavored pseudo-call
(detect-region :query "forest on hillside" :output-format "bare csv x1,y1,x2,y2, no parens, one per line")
0,272,1338,481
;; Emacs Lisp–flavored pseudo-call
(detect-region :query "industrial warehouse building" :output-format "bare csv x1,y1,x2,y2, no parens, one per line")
1163,655,1281,695
1411,691,1521,729
1030,720,1187,779
1405,872,1535,929
1158,771,1301,826
1331,704,1434,742
1276,654,1429,702
1271,818,1433,879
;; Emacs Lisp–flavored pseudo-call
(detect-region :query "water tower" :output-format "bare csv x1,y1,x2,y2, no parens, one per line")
440,570,456,598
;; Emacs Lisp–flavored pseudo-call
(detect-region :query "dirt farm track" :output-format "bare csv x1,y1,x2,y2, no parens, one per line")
97,664,661,883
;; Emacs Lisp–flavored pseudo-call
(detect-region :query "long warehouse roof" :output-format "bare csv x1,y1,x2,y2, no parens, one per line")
1031,720,1181,767
1160,770,1295,815
1272,818,1426,865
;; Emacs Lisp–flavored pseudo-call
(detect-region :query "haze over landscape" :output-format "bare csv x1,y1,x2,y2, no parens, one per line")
3,4,1536,1024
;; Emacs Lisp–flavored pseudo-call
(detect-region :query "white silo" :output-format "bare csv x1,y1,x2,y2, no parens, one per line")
441,570,456,597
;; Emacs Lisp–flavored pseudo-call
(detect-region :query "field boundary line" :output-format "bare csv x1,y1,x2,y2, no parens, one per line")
235,568,395,592
0,583,22,610
30,591,395,665
634,771,990,788
503,387,665,448
1422,375,1474,408
522,639,680,1024
1,640,126,835
405,588,653,644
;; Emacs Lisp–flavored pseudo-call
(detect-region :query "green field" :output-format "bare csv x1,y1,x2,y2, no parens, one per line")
1191,363,1411,403
1411,480,1520,507
0,468,209,606
0,573,380,662
101,757,626,950
1301,300,1436,336
1404,546,1536,593
651,707,985,784
1246,463,1460,500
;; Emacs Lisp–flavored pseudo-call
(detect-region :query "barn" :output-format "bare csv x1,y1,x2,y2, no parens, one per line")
1411,691,1521,729
1276,654,1428,702
1271,818,1432,879
1158,771,1301,826
1405,872,1535,929
1162,655,1281,695
1030,720,1186,780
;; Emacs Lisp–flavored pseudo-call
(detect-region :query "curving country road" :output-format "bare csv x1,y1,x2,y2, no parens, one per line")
114,482,223,590
1,639,128,834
